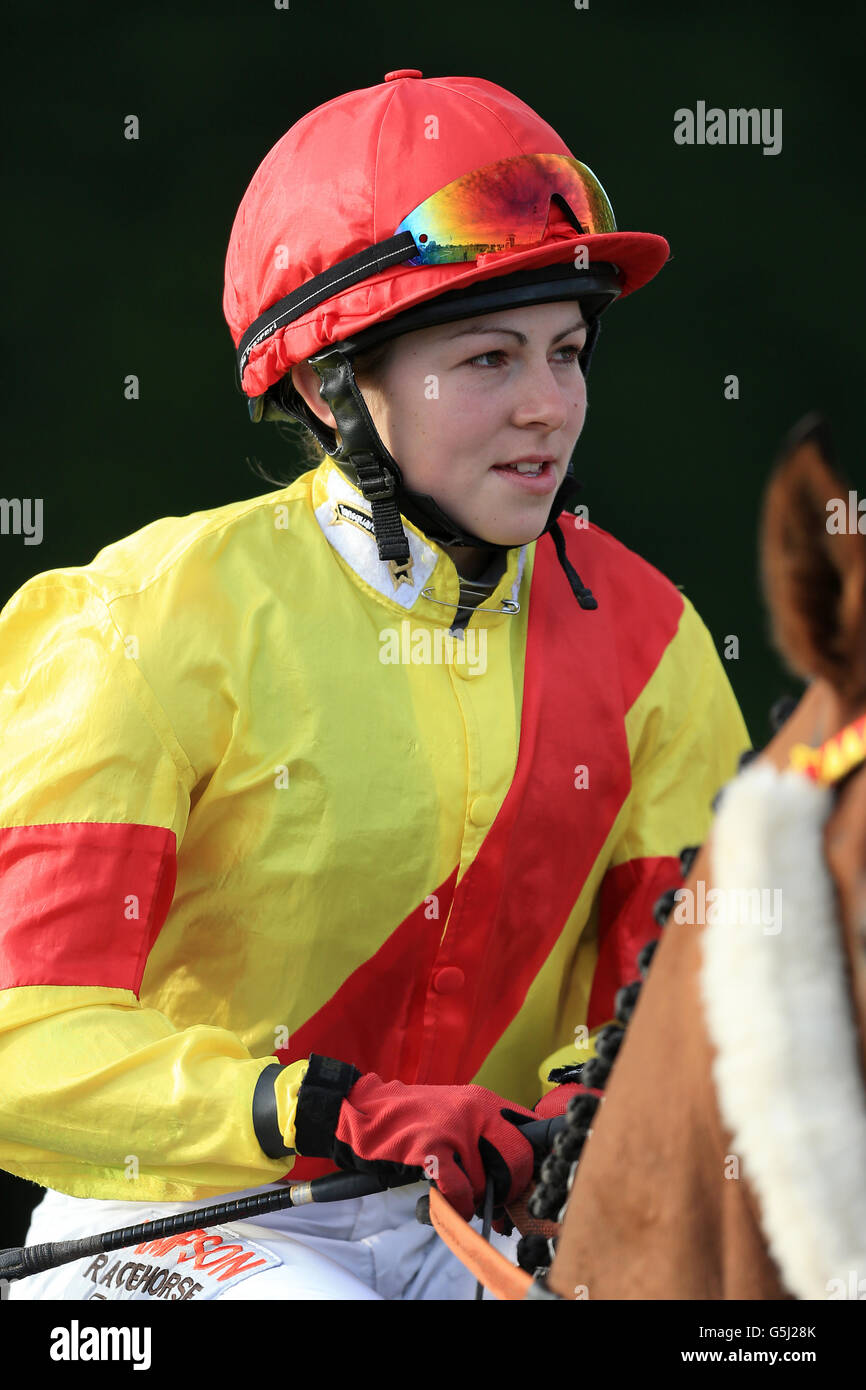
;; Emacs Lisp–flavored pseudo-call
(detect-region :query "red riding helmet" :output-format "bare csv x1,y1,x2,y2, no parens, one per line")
222,70,671,604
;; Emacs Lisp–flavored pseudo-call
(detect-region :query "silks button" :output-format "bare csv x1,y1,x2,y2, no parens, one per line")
452,650,479,680
433,966,465,994
384,69,423,81
469,794,498,827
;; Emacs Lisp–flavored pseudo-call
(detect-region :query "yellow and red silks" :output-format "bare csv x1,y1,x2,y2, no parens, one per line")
0,457,749,1200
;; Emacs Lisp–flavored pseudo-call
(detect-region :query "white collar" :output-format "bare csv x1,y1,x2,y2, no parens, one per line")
310,457,528,622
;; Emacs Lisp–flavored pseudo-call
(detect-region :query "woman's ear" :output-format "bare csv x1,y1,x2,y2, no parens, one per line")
290,360,338,431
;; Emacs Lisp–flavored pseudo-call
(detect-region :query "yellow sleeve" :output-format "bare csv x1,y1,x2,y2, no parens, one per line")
0,574,306,1201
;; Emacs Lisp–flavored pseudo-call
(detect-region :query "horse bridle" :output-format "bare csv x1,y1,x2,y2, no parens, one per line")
788,712,866,788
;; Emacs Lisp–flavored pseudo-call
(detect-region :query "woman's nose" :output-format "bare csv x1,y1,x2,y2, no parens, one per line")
510,360,582,431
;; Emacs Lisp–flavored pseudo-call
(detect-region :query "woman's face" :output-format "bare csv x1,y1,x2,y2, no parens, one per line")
293,299,589,548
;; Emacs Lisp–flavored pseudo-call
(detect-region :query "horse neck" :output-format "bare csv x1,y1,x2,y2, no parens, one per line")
760,679,866,1084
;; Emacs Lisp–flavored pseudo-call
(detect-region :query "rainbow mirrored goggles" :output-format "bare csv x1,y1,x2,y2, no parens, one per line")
394,153,617,264
239,152,619,396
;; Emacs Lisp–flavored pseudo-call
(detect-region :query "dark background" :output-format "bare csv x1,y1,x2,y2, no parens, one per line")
2,0,863,1244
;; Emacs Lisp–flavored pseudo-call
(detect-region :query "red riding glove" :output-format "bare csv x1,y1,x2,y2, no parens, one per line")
294,1055,537,1222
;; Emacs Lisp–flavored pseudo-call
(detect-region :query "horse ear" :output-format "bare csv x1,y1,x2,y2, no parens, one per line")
760,413,866,701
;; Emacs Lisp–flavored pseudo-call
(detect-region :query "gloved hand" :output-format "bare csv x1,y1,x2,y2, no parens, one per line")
294,1054,537,1222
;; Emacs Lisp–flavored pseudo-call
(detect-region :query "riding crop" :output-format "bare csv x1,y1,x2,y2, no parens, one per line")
0,1114,566,1297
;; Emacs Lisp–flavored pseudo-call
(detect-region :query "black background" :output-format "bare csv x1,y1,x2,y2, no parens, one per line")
2,0,864,1246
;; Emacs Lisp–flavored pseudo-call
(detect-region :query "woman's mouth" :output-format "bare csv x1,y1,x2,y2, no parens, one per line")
490,459,558,494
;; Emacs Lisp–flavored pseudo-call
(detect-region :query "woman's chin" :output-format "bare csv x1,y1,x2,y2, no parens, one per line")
441,492,556,549
478,512,555,548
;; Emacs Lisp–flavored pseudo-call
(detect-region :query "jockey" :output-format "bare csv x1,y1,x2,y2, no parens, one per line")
0,70,750,1301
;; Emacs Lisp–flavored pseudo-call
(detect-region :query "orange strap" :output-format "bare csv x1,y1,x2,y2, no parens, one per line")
428,1188,533,1300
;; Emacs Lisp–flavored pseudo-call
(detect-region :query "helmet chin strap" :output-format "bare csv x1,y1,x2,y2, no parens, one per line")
280,318,601,608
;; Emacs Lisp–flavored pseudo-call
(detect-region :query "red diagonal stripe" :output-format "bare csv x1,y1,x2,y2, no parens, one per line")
587,855,682,1029
283,865,459,1080
283,526,683,1180
413,523,682,1085
281,867,459,1181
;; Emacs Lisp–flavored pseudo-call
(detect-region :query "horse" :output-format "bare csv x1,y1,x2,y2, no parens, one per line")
523,414,866,1301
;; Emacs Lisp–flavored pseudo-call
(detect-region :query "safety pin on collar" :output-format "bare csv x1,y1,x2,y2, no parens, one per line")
420,587,520,615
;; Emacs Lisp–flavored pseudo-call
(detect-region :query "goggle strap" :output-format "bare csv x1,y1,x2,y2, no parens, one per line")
237,231,417,381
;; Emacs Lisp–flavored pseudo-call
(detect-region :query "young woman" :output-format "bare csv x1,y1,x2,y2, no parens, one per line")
1,70,749,1301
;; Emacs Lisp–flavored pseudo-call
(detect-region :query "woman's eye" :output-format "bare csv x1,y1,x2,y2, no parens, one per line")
556,344,584,363
465,344,585,369
466,350,506,367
